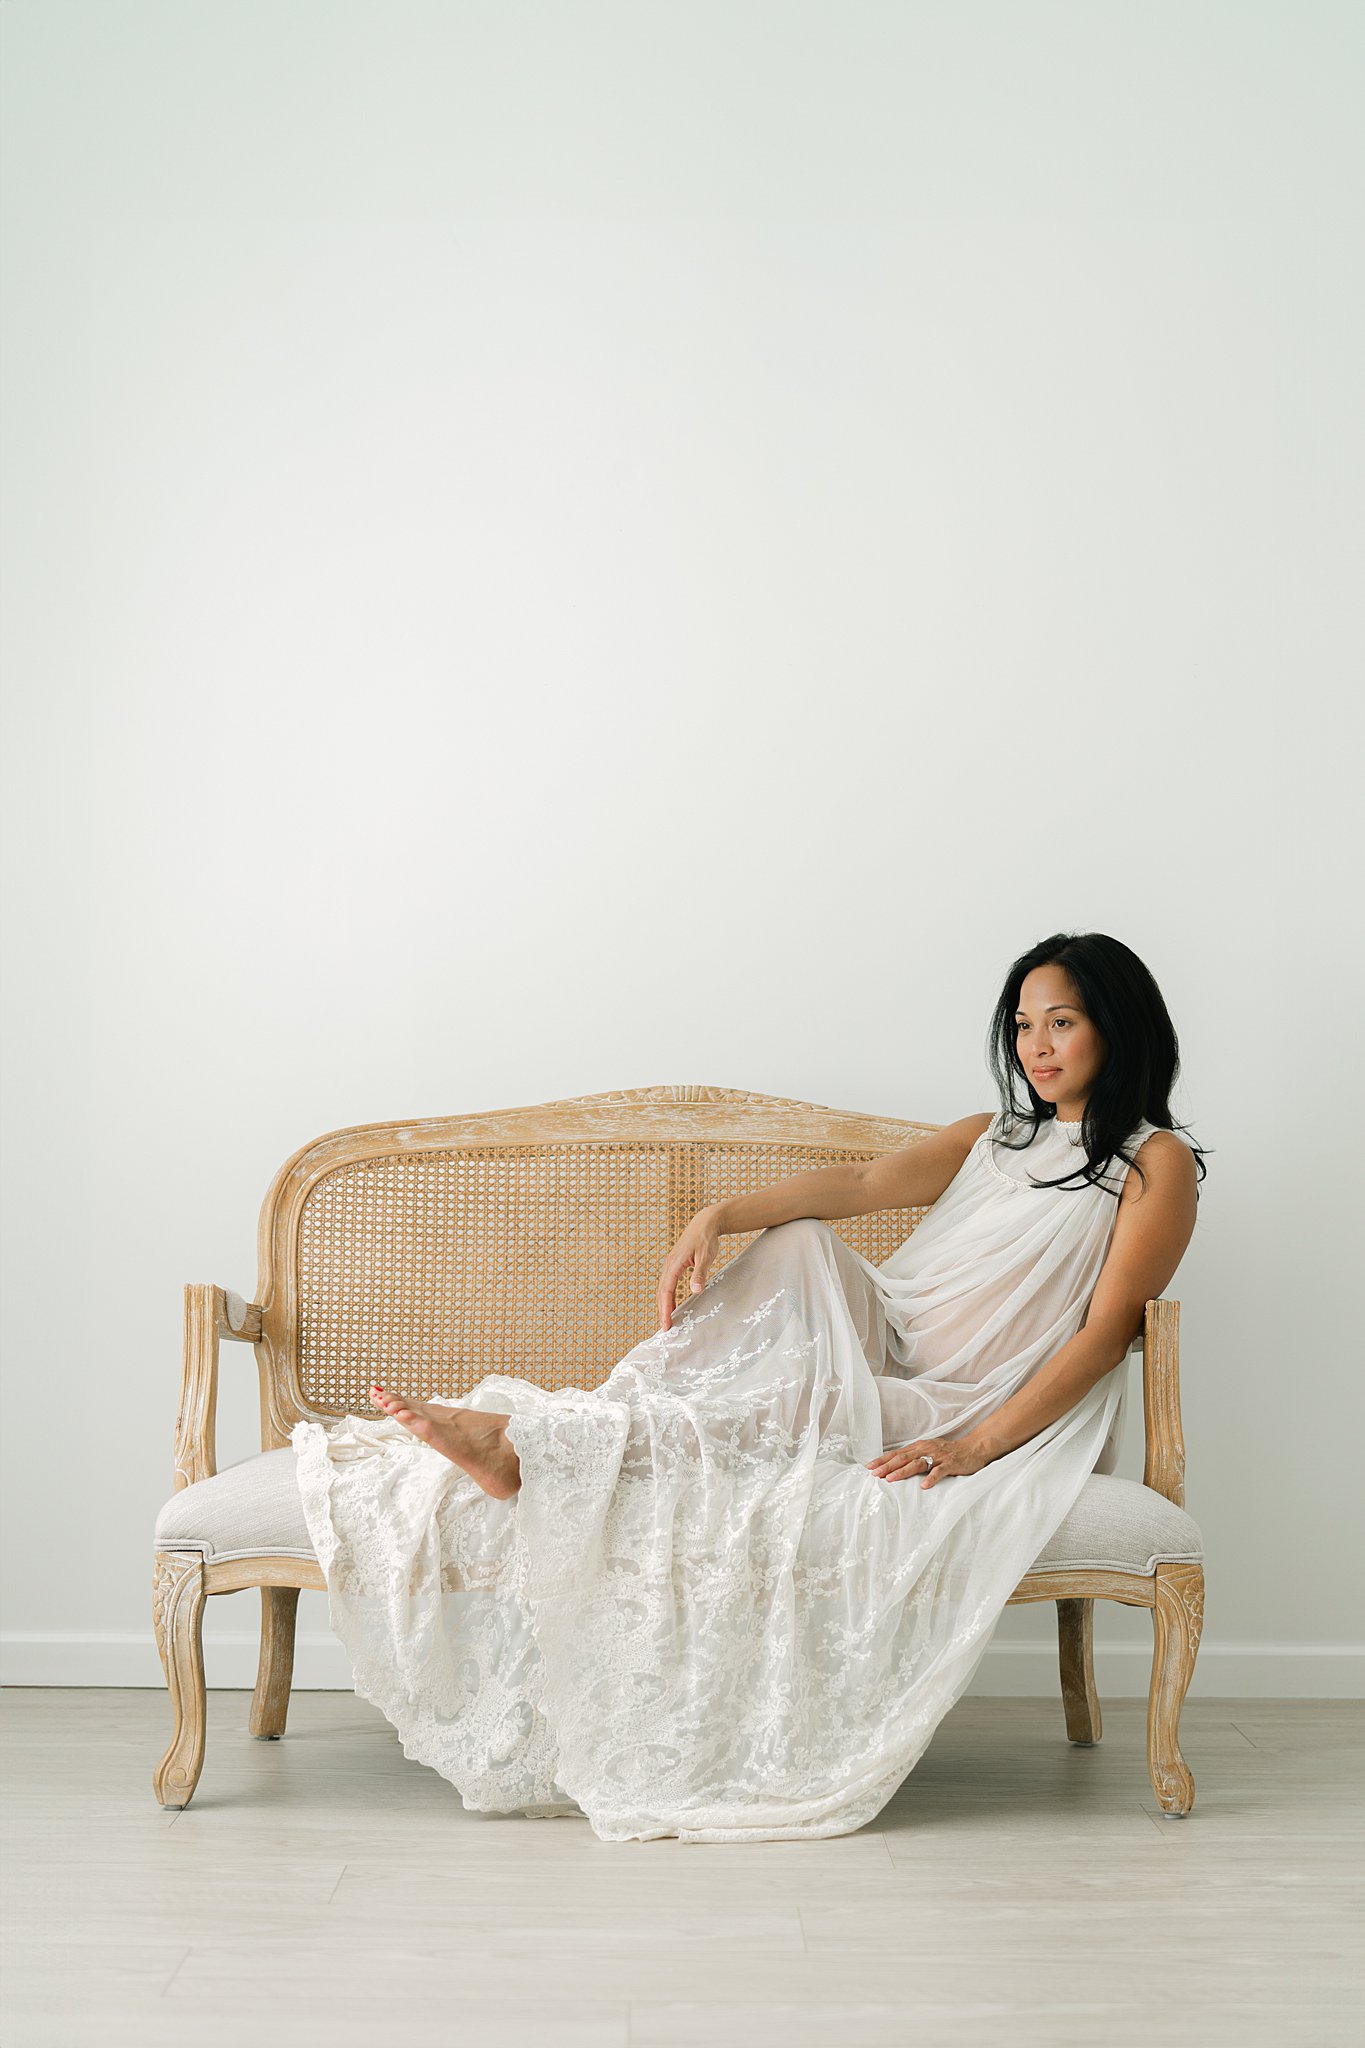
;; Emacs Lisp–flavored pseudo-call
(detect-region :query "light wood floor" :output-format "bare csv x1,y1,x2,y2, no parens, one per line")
2,1688,1361,2047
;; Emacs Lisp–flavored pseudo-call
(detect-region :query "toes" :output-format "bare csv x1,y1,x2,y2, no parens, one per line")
370,1385,420,1424
367,1385,450,1444
378,1393,430,1432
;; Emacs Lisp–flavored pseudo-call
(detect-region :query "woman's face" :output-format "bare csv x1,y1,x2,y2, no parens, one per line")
1013,965,1106,1115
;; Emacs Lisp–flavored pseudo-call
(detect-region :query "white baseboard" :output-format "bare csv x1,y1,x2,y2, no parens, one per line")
2,1631,1362,1697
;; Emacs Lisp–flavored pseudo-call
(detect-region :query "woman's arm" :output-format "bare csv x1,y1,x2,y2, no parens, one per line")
968,1131,1199,1464
711,1112,995,1235
655,1112,994,1331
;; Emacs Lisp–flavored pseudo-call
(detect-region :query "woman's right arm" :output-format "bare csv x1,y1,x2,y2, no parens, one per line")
655,1113,994,1330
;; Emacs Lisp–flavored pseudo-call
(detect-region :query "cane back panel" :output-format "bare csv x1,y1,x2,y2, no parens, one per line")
280,1093,936,1415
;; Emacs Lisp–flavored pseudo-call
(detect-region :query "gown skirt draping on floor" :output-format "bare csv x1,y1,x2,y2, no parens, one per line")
291,1112,1164,1843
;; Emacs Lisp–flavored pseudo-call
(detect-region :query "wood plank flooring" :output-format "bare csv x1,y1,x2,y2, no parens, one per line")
2,1689,1361,2046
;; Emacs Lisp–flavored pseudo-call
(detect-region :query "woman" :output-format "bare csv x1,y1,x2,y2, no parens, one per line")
292,930,1205,1843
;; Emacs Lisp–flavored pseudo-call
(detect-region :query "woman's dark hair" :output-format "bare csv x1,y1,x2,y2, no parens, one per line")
985,931,1209,1198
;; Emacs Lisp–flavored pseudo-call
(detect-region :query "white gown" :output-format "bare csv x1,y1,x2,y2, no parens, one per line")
291,1110,1174,1843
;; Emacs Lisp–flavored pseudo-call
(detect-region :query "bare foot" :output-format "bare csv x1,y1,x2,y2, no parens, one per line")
368,1384,521,1499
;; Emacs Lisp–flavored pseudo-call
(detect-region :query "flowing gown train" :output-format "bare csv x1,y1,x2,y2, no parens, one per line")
291,1110,1172,1843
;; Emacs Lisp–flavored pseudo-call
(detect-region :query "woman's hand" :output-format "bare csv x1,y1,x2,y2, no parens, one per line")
657,1205,725,1332
866,1434,994,1489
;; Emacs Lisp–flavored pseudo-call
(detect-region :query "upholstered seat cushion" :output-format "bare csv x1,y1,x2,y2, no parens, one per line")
154,1450,1203,1575
1030,1472,1203,1574
155,1448,316,1562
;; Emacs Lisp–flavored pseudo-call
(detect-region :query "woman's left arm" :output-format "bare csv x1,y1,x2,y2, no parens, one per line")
868,1133,1199,1489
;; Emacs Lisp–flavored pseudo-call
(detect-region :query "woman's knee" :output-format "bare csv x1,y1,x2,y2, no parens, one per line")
760,1217,830,1253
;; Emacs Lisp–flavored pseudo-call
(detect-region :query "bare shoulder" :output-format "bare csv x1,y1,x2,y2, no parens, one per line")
1120,1127,1197,1203
915,1110,995,1162
947,1109,996,1144
861,1108,998,1213
899,1111,993,1156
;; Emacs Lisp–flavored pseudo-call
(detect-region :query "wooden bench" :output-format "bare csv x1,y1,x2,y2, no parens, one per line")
152,1084,1205,1816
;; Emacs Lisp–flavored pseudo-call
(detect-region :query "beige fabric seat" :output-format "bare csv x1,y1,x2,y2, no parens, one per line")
151,1084,1206,1818
154,1449,1204,1578
155,1449,315,1564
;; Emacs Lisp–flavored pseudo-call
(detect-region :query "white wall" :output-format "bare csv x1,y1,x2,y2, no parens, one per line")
2,1,1360,1698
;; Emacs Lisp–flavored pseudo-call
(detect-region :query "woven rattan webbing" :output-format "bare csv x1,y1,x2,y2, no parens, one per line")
295,1141,928,1413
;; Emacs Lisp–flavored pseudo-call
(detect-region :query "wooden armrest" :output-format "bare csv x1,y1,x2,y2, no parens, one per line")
220,1288,262,1339
1140,1298,1185,1508
173,1283,264,1492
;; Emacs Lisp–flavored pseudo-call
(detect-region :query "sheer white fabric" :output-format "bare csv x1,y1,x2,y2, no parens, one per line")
292,1111,1173,1842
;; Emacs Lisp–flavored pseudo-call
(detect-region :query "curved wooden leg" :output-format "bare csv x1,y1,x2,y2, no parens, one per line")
249,1585,300,1739
1148,1562,1204,1816
1057,1596,1102,1744
152,1551,207,1809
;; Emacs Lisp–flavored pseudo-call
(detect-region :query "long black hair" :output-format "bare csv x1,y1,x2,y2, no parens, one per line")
985,931,1209,1199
